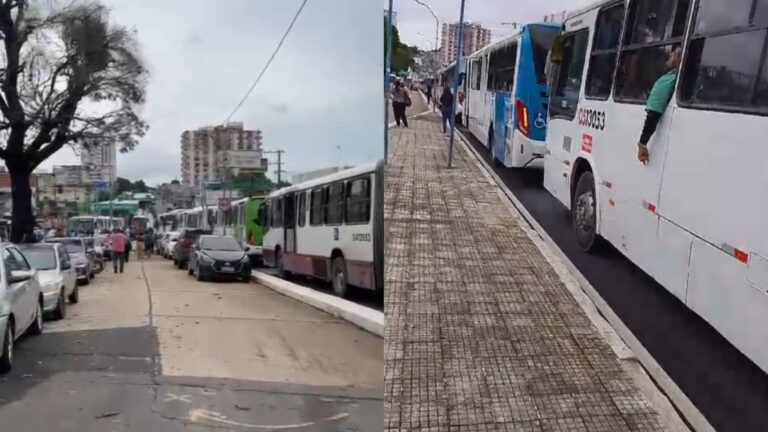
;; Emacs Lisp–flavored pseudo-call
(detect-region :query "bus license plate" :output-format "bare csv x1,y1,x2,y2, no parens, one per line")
221,264,234,272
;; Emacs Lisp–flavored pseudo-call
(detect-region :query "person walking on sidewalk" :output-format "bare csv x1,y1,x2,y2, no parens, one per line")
455,91,465,127
124,232,132,263
439,85,454,134
135,230,145,261
109,228,127,273
425,79,433,105
144,227,155,258
391,80,411,127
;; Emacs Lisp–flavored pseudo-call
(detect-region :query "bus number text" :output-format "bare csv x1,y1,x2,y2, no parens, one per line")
578,108,606,131
352,233,371,242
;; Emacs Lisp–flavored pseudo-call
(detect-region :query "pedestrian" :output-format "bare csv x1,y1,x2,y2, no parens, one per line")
391,80,411,127
455,91,465,126
439,85,454,134
135,230,145,260
426,80,433,105
637,46,682,165
144,228,154,258
124,232,132,263
109,228,126,273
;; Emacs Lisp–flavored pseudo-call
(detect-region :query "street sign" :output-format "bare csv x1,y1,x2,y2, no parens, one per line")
218,198,231,212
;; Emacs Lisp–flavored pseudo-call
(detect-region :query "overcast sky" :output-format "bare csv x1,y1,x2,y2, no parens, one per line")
38,0,383,186
388,0,593,49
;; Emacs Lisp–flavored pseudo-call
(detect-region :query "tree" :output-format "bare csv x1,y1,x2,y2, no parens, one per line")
114,177,132,195
133,179,147,192
0,1,148,242
384,18,414,74
170,179,180,185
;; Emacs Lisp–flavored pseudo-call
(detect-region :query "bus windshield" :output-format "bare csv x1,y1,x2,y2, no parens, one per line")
68,218,95,235
529,25,559,84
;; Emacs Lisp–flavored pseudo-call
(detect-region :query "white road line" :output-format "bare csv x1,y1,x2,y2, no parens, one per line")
188,408,349,429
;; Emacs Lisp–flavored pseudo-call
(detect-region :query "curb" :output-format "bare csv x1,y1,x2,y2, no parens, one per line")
456,130,711,432
251,271,384,337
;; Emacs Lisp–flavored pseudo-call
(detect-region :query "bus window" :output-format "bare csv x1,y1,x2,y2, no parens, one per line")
346,177,371,224
471,59,482,90
310,188,324,226
325,182,344,225
260,201,269,230
488,43,517,92
529,25,560,84
271,198,282,228
585,3,625,99
297,191,306,227
615,0,691,101
680,0,768,110
549,30,590,119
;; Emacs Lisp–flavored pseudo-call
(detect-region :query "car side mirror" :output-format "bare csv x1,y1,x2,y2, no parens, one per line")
8,269,33,283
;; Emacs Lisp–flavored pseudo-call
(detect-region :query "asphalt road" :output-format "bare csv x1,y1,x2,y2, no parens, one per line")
0,255,383,431
460,128,768,432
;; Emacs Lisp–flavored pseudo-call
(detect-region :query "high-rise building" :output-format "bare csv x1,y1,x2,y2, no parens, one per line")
440,22,491,64
80,139,117,184
180,122,265,187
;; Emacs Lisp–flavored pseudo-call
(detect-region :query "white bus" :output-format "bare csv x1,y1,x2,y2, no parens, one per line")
544,0,768,373
261,161,384,298
465,23,561,168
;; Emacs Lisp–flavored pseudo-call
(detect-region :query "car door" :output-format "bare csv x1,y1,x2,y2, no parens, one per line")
3,247,34,332
59,247,76,294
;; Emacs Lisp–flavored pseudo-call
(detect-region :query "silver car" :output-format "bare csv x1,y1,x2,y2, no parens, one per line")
19,243,78,320
46,237,95,284
0,243,44,373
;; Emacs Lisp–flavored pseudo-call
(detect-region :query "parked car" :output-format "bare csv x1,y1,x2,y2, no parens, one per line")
187,235,252,282
18,243,78,319
83,237,104,273
165,232,180,258
0,243,44,373
45,237,95,284
173,229,206,269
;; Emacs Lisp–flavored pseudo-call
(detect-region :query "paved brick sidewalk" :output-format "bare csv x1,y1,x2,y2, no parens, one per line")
384,115,666,431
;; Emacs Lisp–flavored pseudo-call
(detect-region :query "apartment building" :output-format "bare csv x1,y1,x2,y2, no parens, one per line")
440,22,491,64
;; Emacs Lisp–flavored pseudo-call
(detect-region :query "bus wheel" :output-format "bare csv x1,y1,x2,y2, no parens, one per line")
331,257,348,298
572,171,598,252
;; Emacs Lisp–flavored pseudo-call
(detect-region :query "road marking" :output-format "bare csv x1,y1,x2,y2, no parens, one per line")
188,408,349,429
164,393,192,403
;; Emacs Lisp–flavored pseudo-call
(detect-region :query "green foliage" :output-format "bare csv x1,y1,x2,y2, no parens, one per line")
384,18,415,73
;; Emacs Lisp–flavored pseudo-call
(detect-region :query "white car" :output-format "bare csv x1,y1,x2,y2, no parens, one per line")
0,243,44,373
164,232,180,259
19,243,78,319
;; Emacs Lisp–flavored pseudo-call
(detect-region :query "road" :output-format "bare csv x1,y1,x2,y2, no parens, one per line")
0,256,383,431
461,129,768,432
387,86,431,125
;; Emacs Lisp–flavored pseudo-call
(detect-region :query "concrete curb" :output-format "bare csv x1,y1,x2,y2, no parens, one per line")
251,271,384,337
456,130,712,432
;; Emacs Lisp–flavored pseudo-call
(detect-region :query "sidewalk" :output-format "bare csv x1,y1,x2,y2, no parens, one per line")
384,114,667,431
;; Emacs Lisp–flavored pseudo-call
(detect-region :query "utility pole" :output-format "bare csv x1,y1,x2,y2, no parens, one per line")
263,149,285,187
447,0,466,168
384,0,394,164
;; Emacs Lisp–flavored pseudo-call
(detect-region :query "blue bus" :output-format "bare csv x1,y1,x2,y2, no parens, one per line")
465,23,561,168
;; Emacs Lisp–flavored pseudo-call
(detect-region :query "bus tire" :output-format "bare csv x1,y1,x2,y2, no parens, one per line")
572,171,599,252
331,256,349,298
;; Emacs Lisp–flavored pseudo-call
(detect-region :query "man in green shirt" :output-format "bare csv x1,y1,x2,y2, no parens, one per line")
637,46,682,165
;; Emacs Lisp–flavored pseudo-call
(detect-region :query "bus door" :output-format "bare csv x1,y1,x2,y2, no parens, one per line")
283,192,296,254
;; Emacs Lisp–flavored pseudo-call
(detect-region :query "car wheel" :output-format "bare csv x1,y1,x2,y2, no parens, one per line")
29,301,43,336
69,285,79,304
52,289,66,320
0,323,13,373
572,171,600,252
331,256,349,298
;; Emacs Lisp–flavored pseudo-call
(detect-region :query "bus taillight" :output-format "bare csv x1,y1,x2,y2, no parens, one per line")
516,99,530,137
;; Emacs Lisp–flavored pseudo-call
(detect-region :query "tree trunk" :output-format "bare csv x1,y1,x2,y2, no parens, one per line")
8,163,35,243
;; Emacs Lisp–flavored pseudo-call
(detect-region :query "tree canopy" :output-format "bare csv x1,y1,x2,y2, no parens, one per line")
384,18,415,74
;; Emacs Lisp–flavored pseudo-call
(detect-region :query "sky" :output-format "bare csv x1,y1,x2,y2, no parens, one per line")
388,0,594,49
39,0,384,186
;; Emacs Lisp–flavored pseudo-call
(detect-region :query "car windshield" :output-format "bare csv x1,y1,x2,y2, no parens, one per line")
49,238,84,254
201,237,242,251
19,247,57,270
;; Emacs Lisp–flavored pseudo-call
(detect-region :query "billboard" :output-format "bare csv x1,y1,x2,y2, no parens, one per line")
53,166,84,186
222,150,267,170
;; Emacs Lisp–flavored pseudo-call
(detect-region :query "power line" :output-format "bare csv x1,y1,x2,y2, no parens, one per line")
222,0,309,124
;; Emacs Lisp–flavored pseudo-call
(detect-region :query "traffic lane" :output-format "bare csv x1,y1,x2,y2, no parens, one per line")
461,129,768,432
259,266,383,311
143,259,383,388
